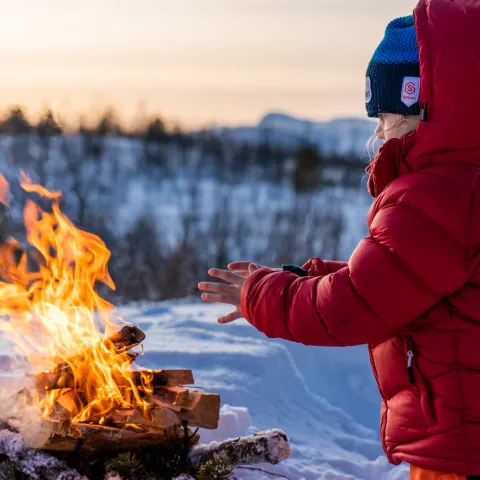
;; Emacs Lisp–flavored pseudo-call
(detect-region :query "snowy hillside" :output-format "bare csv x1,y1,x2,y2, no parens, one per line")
117,300,409,480
210,113,376,158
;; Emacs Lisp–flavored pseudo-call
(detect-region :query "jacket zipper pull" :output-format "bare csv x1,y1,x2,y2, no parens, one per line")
407,350,415,384
421,101,428,122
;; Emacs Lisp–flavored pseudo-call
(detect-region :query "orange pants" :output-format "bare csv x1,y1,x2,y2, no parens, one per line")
410,466,466,480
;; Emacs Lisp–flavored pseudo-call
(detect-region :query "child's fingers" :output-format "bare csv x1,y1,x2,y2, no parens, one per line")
208,268,245,285
231,270,249,277
201,293,238,305
248,263,260,274
218,311,243,324
198,282,238,295
228,262,252,271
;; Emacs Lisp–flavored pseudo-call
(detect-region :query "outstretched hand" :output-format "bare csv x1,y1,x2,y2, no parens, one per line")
199,262,261,324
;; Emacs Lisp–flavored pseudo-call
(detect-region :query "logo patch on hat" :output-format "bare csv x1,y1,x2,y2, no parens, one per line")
365,77,372,104
401,77,420,107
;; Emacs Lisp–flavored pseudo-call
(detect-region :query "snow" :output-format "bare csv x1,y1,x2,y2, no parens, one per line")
0,430,87,480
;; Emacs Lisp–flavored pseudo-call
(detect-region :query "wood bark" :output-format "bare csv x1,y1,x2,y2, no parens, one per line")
51,325,146,374
19,419,200,454
188,429,292,469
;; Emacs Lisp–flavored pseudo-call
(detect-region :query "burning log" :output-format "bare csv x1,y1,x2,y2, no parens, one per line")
99,391,221,429
114,370,195,388
19,418,200,454
27,389,220,437
188,429,292,470
52,325,146,374
33,369,194,392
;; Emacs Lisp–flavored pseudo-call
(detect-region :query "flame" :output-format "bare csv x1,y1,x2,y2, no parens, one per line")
0,176,153,424
0,174,9,207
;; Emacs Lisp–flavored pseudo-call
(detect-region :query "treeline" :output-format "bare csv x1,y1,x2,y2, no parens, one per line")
0,106,366,191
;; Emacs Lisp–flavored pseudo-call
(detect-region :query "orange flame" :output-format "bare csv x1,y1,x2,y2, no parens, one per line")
0,174,9,207
0,177,153,424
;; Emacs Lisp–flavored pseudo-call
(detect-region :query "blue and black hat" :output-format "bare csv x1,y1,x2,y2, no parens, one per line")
366,15,420,118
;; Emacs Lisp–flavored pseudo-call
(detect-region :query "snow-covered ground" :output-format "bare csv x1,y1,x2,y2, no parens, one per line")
117,300,409,480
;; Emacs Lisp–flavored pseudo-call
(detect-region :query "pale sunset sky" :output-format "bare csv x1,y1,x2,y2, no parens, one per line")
0,0,418,128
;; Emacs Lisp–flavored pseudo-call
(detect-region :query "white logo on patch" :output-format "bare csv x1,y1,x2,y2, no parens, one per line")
365,77,372,104
401,77,420,107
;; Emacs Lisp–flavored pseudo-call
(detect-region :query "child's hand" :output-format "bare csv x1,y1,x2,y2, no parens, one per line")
199,263,260,324
227,261,280,276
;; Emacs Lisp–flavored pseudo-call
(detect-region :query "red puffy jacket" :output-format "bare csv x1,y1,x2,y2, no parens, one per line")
240,0,480,474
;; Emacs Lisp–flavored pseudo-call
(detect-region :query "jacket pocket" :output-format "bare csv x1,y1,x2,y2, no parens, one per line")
404,336,436,426
368,345,391,461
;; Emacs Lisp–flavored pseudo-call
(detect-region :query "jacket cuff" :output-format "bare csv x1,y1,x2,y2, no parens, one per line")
282,264,309,277
240,268,263,326
301,258,330,276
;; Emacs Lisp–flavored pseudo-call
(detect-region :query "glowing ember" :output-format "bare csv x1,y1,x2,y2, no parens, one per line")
0,174,154,424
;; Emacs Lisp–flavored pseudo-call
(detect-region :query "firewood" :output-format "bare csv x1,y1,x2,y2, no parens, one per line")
19,418,199,453
31,371,75,391
97,390,220,429
108,325,146,352
188,429,292,469
52,325,146,373
148,390,220,428
180,392,221,429
151,386,190,406
50,388,84,420
33,369,194,392
114,370,195,388
20,419,81,452
104,406,181,429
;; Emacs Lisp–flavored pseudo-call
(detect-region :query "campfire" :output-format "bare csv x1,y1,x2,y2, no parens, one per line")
0,174,292,479
0,175,220,453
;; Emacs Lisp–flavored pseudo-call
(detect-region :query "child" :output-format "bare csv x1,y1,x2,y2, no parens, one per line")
199,1,480,478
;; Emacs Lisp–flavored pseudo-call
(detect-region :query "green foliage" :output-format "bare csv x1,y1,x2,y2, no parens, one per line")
104,452,146,480
196,460,234,480
102,424,200,480
103,449,187,480
143,450,184,479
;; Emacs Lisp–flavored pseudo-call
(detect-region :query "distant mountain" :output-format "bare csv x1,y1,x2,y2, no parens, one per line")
210,112,377,159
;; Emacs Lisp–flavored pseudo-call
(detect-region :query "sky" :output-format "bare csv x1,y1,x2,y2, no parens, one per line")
0,0,418,128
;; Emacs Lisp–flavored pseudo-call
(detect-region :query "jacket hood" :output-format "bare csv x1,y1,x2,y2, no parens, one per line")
406,0,480,166
368,0,480,197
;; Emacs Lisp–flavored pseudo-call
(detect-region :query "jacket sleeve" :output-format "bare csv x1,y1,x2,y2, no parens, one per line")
301,258,348,276
240,202,468,346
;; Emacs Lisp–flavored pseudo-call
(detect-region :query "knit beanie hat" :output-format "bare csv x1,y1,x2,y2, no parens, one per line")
366,15,420,118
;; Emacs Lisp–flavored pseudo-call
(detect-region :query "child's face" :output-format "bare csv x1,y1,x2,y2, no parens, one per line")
375,114,420,142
